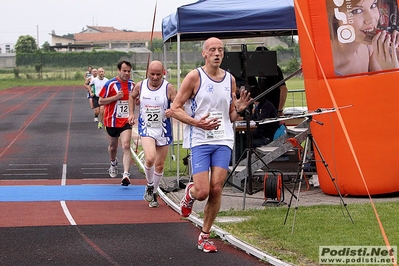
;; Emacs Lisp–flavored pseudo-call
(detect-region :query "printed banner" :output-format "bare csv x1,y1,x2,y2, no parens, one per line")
326,0,399,76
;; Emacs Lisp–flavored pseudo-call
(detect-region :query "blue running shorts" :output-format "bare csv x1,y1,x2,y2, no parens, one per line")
190,145,232,175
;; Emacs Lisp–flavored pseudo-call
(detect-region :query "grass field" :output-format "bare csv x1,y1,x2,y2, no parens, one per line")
0,71,306,107
216,201,399,265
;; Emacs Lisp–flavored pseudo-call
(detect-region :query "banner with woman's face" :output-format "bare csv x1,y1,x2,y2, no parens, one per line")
295,0,399,196
326,0,399,76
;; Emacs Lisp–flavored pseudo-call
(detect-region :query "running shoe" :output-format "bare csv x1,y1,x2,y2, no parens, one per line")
149,193,159,208
180,182,195,217
97,122,103,129
94,117,99,122
108,159,118,178
143,185,154,202
121,172,130,186
198,233,218,253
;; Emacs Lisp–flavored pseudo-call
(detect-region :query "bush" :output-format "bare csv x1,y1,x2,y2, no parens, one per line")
74,71,82,80
285,57,301,74
13,67,20,79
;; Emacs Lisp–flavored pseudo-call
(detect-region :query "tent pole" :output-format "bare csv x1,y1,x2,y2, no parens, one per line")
176,34,181,184
163,42,173,171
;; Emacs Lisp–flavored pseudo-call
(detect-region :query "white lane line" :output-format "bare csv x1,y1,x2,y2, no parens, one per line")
2,173,48,176
6,168,48,171
3,163,49,177
8,164,50,166
61,164,67,186
60,164,76,226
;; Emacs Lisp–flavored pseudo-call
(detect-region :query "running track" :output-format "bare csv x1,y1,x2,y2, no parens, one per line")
0,86,268,266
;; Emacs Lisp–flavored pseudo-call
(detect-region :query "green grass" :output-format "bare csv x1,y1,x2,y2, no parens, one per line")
0,79,82,90
285,77,307,108
215,202,399,265
286,76,305,90
0,66,145,90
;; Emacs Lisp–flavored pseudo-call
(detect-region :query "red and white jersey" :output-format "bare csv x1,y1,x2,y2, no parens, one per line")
99,77,135,128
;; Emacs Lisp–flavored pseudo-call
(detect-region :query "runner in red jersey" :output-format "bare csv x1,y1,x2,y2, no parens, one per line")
99,60,135,186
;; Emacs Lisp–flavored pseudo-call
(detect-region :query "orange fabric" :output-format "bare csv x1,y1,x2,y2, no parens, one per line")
286,138,302,149
295,1,397,260
295,0,399,260
294,0,399,196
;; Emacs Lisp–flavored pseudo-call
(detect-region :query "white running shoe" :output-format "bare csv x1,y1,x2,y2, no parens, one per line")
108,159,118,178
143,185,154,202
121,172,130,186
94,117,99,122
149,193,159,208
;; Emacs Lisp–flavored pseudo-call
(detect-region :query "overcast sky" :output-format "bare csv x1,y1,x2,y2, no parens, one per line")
0,0,195,46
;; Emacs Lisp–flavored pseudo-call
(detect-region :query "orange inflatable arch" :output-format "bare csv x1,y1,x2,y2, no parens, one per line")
294,0,399,195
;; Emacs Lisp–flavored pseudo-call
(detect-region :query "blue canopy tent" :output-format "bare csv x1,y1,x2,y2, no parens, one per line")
161,0,297,179
162,0,297,43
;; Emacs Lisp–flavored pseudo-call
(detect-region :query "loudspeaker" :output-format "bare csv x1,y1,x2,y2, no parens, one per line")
221,50,278,78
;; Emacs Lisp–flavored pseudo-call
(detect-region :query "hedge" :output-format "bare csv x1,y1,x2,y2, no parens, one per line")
16,51,134,68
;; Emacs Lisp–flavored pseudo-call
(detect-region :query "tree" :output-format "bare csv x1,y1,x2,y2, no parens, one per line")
168,41,202,52
150,38,164,53
15,35,38,53
277,36,298,48
41,41,55,52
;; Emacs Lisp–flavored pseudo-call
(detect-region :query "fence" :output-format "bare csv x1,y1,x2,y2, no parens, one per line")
285,89,307,109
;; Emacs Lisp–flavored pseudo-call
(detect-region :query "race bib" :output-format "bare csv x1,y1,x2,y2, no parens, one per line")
144,105,162,128
205,111,226,139
116,100,129,118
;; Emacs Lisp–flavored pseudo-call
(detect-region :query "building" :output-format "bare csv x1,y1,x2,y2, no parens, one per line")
0,43,15,54
50,26,162,52
0,53,16,68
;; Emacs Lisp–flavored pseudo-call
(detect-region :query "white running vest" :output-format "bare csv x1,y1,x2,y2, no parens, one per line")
90,77,109,96
183,67,234,149
138,79,172,146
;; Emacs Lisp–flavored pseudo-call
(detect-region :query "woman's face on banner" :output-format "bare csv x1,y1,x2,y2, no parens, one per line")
336,0,380,44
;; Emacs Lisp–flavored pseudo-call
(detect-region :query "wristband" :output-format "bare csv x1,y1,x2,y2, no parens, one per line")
235,106,246,117
278,110,283,112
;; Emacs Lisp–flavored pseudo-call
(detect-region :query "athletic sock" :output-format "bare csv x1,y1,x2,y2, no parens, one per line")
153,171,163,191
199,231,210,240
188,186,194,199
144,165,155,184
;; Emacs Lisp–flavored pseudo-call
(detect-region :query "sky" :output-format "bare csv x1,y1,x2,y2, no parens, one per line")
0,0,195,46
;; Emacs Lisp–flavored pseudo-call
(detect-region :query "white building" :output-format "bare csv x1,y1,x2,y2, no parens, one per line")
0,43,15,54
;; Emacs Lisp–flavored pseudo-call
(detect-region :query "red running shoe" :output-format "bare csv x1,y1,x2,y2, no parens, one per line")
180,182,195,217
198,233,217,253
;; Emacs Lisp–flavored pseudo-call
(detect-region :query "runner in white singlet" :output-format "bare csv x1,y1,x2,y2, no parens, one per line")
129,60,177,208
167,37,252,253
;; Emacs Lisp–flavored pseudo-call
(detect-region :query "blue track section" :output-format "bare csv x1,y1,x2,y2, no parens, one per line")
0,185,146,202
